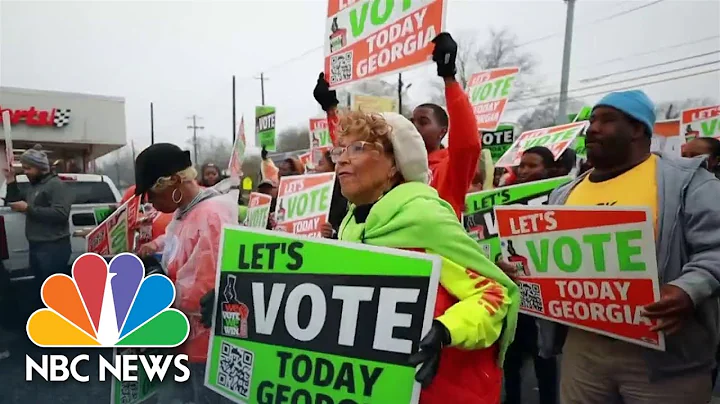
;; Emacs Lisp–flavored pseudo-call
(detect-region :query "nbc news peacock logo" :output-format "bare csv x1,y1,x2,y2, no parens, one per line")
25,253,191,382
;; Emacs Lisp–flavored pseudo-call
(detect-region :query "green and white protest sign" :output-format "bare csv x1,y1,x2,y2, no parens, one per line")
570,106,591,159
94,206,114,223
245,192,273,229
481,123,517,163
463,176,572,261
204,226,442,404
496,122,586,167
110,348,165,404
567,106,592,124
256,106,277,152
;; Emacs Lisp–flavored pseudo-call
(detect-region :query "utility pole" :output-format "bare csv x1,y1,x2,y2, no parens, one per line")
397,73,412,115
398,73,403,115
254,73,269,105
150,102,155,145
232,75,237,143
557,0,576,123
186,115,204,164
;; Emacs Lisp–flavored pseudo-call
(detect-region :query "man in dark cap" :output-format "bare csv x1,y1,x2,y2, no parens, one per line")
5,144,73,305
541,90,720,403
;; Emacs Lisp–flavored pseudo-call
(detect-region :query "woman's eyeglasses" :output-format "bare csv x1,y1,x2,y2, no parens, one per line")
330,141,383,163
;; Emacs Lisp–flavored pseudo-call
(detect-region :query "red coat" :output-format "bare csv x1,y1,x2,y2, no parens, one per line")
419,286,502,404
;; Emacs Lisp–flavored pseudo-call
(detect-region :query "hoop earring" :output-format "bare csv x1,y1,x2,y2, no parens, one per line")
172,188,183,204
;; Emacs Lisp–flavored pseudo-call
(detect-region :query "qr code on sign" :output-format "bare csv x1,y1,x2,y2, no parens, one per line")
519,281,544,314
217,341,254,399
120,381,139,404
330,51,353,85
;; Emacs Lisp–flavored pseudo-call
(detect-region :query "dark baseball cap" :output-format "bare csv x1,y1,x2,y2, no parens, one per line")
258,179,277,188
134,143,192,196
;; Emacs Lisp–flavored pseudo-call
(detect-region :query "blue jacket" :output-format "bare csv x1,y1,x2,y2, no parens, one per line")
539,153,720,381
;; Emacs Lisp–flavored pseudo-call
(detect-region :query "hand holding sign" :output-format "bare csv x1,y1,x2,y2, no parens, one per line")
644,284,694,335
431,32,457,78
313,73,339,112
200,289,215,328
408,320,451,388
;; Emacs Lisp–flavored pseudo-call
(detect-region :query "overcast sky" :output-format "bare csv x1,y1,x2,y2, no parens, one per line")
1,0,719,161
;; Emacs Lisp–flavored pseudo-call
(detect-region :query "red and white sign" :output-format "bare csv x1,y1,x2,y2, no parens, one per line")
86,196,140,255
467,67,520,131
1,111,13,178
275,172,336,237
680,104,720,140
495,205,664,350
0,106,71,128
309,118,332,148
495,121,586,167
229,116,247,178
324,0,447,89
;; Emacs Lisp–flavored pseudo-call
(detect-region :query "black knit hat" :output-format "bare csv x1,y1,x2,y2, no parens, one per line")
134,143,192,196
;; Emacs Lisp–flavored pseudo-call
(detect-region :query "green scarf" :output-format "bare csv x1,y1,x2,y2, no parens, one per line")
340,182,519,365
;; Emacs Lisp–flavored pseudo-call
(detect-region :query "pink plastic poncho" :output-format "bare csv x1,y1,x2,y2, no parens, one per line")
153,193,237,363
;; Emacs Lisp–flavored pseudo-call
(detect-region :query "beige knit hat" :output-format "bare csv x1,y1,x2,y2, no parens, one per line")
380,112,429,184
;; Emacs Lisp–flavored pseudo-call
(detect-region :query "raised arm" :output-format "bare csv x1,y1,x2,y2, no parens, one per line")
443,77,481,210
313,73,340,146
431,32,481,217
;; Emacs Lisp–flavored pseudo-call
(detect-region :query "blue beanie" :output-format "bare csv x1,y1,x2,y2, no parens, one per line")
594,90,656,136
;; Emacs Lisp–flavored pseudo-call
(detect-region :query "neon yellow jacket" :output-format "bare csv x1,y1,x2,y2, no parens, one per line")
339,182,519,362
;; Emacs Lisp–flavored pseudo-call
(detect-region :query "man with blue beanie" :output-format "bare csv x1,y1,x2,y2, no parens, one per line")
539,90,720,403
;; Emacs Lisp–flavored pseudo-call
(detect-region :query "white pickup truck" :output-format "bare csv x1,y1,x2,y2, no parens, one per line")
0,173,121,280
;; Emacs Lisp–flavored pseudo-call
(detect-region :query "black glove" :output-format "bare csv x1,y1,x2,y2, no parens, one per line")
140,255,165,277
313,72,339,112
200,289,215,328
431,32,458,78
408,320,451,388
261,146,268,160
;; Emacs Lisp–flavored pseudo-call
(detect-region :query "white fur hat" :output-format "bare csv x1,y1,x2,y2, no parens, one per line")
380,112,429,184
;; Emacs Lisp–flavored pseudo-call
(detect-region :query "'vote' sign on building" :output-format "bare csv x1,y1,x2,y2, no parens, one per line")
495,205,665,351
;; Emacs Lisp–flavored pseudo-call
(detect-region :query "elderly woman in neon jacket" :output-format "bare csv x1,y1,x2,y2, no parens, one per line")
333,111,519,403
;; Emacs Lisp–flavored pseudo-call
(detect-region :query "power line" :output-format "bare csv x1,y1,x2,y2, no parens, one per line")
530,44,720,92
579,50,720,83
505,68,720,113
517,0,667,48
263,46,323,73
514,61,719,103
574,35,719,72
237,46,323,81
589,0,666,24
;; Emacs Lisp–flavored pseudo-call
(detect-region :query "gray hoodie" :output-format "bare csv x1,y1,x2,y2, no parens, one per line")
539,152,720,381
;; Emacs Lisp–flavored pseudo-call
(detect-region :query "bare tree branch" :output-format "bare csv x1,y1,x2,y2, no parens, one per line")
655,97,717,120
428,28,539,102
517,97,586,131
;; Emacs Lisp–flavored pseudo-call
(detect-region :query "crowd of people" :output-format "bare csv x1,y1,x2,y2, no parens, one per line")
2,30,720,404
